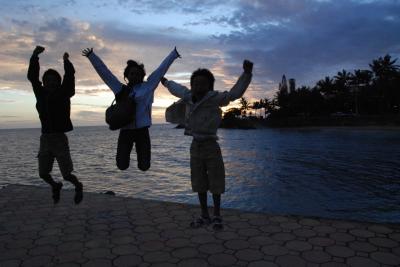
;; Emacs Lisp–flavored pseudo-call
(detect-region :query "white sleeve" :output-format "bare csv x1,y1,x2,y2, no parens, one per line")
88,52,123,95
215,72,252,106
165,80,191,101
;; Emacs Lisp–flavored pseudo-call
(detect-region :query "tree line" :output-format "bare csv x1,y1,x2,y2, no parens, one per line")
224,54,400,120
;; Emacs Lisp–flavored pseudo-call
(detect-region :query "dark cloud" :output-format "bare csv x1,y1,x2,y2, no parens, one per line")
208,0,400,88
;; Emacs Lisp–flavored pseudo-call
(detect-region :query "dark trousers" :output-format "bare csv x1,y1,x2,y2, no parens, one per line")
116,127,151,171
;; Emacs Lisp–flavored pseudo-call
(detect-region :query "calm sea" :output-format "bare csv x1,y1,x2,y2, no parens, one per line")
0,125,399,223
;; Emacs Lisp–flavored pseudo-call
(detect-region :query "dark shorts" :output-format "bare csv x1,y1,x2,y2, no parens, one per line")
38,133,73,178
116,127,151,171
190,139,225,194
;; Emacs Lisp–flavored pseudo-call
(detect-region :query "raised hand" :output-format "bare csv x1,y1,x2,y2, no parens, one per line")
174,46,181,58
33,46,45,56
243,60,253,74
82,48,93,57
63,52,69,61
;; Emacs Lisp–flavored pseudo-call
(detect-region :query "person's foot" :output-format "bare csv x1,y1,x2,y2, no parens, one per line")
190,215,211,228
74,182,83,204
51,182,63,204
212,216,224,231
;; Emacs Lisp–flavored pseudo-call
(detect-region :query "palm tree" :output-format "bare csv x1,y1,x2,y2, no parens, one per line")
316,76,335,97
240,97,250,117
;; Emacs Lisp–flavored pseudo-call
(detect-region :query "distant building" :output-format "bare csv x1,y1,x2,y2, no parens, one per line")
279,75,288,94
289,78,296,93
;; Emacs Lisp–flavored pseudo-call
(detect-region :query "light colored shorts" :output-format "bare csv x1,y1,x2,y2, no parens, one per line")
38,133,73,178
190,139,225,194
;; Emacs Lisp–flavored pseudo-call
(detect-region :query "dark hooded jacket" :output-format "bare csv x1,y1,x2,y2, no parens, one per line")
27,55,75,133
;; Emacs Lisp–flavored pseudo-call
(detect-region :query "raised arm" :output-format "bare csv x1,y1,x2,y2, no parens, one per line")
215,60,253,106
82,48,123,95
61,52,75,97
145,47,181,91
162,77,191,102
27,46,45,94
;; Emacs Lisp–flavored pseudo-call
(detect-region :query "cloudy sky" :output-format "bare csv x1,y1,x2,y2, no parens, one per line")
0,0,399,129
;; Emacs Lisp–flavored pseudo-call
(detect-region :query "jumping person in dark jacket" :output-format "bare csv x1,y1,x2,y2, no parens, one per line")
27,46,83,204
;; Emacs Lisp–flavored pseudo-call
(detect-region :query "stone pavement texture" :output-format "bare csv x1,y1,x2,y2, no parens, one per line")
1,185,400,267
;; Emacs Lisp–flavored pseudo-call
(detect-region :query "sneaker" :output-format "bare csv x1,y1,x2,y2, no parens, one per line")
190,216,211,228
74,182,83,204
212,216,224,231
52,182,63,204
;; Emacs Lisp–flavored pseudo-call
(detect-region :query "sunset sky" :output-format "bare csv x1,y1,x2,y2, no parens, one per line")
0,0,399,129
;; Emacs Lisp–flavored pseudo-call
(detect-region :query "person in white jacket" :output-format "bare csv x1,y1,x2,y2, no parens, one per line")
82,47,180,171
162,59,253,230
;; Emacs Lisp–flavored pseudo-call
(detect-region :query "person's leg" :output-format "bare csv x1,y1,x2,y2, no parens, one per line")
116,130,135,170
134,127,151,171
212,194,221,217
38,134,62,203
190,141,211,228
198,192,210,218
205,141,225,230
55,134,82,204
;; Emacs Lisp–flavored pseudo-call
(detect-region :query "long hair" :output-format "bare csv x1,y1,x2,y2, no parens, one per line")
190,68,215,91
124,60,146,83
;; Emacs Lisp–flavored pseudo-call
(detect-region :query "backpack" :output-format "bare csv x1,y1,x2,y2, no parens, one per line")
105,85,136,130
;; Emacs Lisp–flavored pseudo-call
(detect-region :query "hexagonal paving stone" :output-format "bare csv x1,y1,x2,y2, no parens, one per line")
368,225,393,234
235,248,264,261
224,239,250,250
370,251,400,265
0,259,22,267
302,250,331,263
247,235,274,246
349,229,375,238
276,254,306,267
84,248,114,259
215,231,240,240
166,238,191,248
308,237,335,247
208,253,237,266
177,258,209,267
248,261,278,267
21,255,52,267
349,241,377,253
238,228,261,237
346,256,379,267
172,247,199,259
271,233,296,241
261,244,289,256
82,258,113,267
112,245,140,256
143,251,173,263
368,237,398,248
113,254,142,267
326,246,355,258
285,240,312,252
198,243,225,254
330,232,356,243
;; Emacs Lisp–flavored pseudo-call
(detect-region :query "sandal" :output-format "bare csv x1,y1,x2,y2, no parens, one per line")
190,216,211,228
212,216,224,231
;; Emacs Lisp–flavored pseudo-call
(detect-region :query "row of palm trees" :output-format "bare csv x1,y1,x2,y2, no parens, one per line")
228,54,400,119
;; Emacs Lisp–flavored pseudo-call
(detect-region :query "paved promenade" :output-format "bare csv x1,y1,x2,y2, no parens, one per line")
0,184,399,267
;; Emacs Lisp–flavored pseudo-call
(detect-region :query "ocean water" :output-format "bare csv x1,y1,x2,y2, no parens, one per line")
1,125,399,223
